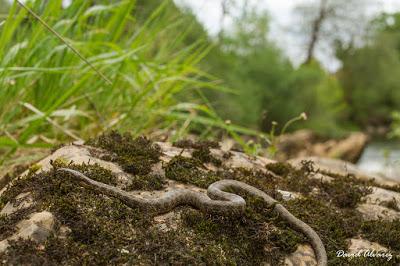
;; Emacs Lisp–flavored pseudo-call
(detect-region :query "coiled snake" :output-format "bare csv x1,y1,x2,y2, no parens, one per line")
58,168,327,266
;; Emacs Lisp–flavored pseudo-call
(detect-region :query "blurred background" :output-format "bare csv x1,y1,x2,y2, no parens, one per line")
1,0,400,178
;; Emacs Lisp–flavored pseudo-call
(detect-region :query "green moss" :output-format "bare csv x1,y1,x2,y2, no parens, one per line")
265,161,372,208
164,155,220,188
174,139,222,166
192,146,222,166
56,161,119,186
266,162,293,176
86,131,166,191
87,131,161,176
362,219,400,251
126,173,166,191
285,196,362,264
0,208,36,240
319,175,372,208
173,139,220,150
1,134,398,265
181,194,305,265
347,256,400,265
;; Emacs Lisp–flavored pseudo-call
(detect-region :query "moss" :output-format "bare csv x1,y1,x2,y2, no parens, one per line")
361,219,400,251
285,196,362,264
1,133,398,265
86,131,165,191
173,139,220,150
55,161,119,186
265,161,372,208
164,155,220,188
192,146,222,166
0,164,29,197
0,207,36,240
319,175,372,208
174,139,222,166
181,194,305,265
86,131,161,176
125,173,166,191
266,162,293,176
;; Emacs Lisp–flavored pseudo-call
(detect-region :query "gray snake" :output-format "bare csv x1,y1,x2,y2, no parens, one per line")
57,168,328,266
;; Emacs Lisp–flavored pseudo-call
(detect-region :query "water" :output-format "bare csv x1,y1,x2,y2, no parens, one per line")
357,141,400,181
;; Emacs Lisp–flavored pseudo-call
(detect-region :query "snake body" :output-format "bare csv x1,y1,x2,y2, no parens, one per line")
57,168,327,266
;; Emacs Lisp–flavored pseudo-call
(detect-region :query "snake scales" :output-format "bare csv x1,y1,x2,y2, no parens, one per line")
58,167,327,266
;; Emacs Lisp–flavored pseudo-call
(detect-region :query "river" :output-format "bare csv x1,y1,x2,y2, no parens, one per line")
357,140,400,181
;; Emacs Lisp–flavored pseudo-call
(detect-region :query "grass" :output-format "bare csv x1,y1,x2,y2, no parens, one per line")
0,0,268,168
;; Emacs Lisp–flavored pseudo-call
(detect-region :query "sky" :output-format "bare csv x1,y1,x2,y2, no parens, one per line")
175,0,400,71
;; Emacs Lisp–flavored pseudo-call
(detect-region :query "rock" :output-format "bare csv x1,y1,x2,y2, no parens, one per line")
0,211,55,254
284,244,317,266
153,211,181,232
325,132,368,163
357,204,400,221
289,157,399,187
0,137,399,264
0,239,10,253
0,192,33,216
277,131,368,163
277,190,301,201
277,130,317,160
12,211,55,242
364,187,400,210
347,238,388,254
0,144,133,197
356,187,400,221
58,226,72,239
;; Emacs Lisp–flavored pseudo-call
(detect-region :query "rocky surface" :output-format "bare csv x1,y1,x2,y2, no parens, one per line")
277,130,368,163
0,133,399,265
289,156,399,186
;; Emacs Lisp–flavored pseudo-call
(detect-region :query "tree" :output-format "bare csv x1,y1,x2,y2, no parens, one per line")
336,13,400,128
294,0,371,64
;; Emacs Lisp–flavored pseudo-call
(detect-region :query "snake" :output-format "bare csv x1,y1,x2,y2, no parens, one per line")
57,168,327,266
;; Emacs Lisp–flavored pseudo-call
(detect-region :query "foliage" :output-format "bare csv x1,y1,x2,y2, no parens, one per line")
0,0,267,166
337,12,400,130
201,8,348,137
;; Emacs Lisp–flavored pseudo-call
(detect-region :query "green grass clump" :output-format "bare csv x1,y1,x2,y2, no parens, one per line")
0,0,240,167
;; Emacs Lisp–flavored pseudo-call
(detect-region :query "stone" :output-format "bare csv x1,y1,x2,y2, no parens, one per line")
0,192,33,216
276,131,368,163
289,157,399,187
0,240,10,253
0,211,55,254
284,244,317,266
363,187,400,210
347,238,388,254
277,190,301,201
325,132,368,163
1,140,399,264
357,203,400,221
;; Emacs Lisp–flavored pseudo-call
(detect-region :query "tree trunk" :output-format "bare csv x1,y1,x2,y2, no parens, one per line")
304,0,328,64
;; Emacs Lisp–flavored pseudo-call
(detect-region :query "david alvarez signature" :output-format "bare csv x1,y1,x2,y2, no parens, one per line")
336,249,395,262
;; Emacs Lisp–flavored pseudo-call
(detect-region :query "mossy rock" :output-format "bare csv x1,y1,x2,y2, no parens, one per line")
0,132,399,265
